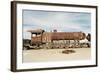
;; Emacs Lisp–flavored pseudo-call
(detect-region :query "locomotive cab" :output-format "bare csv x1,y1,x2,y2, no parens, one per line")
27,29,45,48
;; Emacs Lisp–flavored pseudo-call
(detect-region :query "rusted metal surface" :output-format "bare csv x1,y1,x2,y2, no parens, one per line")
42,32,52,43
42,32,86,42
26,29,88,49
31,36,41,44
31,32,86,43
51,32,86,40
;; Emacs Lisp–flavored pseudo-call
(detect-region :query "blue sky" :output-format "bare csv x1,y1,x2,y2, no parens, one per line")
22,10,91,39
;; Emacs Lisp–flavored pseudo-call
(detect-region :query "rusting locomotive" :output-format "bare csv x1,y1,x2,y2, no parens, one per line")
23,29,90,49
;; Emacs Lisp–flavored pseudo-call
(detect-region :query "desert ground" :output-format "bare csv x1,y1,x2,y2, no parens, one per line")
22,48,91,63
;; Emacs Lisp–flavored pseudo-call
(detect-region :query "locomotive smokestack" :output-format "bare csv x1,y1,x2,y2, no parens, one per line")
53,29,57,32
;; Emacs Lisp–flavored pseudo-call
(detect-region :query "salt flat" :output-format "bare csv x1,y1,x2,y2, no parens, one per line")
22,48,91,63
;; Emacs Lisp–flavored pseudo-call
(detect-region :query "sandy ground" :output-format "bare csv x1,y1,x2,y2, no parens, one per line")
22,48,91,63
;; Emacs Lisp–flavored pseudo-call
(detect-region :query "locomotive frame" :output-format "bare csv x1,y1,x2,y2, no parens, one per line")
11,1,98,72
24,29,89,50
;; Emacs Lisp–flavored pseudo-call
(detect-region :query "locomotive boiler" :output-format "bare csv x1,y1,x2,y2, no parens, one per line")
42,32,86,43
24,29,89,49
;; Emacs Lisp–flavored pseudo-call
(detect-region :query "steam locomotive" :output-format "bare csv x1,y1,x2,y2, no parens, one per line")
23,29,90,50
